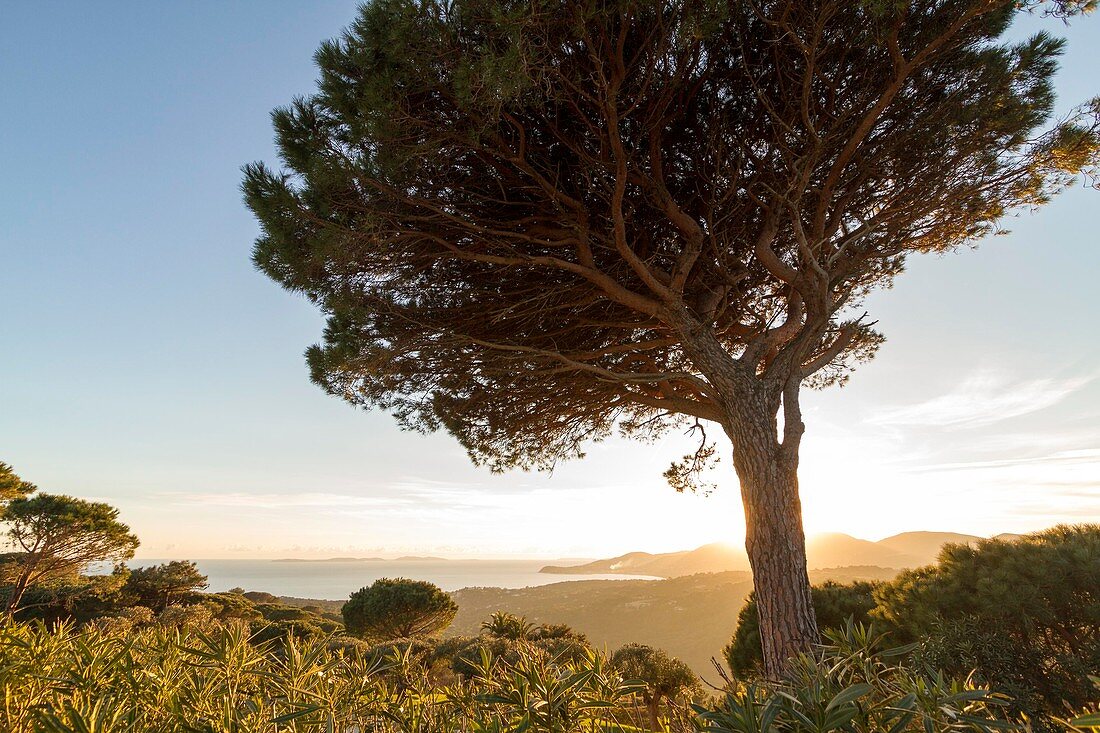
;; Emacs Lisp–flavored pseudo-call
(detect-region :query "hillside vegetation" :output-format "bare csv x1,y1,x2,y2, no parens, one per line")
453,567,901,679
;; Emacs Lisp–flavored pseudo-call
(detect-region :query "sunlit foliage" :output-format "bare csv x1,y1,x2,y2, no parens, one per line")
0,620,1023,733
874,525,1100,730
342,577,458,640
123,560,210,612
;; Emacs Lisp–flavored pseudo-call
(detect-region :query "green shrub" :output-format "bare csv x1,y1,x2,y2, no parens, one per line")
156,602,213,629
612,643,699,732
703,623,1015,733
874,525,1100,729
482,610,537,640
122,560,208,611
724,580,879,678
85,605,155,633
438,633,534,678
199,591,265,623
342,577,457,641
439,616,593,679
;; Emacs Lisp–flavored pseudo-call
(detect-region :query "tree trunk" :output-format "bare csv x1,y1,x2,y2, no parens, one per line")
673,316,819,677
645,697,662,732
724,388,819,678
4,568,31,618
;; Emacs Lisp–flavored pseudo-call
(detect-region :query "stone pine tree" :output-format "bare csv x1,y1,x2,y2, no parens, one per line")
124,561,209,612
342,577,458,640
3,493,140,617
245,0,1099,675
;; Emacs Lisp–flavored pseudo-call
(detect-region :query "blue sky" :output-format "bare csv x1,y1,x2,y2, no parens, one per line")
1,4,1098,559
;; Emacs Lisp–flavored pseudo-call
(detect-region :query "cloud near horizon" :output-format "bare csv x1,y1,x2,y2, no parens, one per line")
168,492,405,509
903,448,1100,473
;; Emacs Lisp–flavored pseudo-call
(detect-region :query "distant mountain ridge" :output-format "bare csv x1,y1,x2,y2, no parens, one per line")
540,531,1015,578
272,555,447,563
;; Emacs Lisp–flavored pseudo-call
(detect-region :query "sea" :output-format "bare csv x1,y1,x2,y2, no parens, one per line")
126,558,657,600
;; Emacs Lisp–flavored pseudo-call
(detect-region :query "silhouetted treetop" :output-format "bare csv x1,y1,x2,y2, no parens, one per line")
247,0,1098,473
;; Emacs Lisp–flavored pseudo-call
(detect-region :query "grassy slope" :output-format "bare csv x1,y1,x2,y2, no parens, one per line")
449,566,900,680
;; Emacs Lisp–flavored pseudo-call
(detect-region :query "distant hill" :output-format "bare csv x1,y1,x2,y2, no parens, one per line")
450,566,900,680
273,557,386,563
541,543,750,577
805,533,917,568
271,556,449,563
275,596,345,613
541,531,1007,578
875,532,981,565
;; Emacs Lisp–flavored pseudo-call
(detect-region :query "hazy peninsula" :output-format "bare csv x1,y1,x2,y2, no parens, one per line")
540,531,1023,578
273,555,447,563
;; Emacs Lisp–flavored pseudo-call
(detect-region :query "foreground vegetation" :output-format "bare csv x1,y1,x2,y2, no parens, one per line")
724,526,1100,730
2,619,1071,733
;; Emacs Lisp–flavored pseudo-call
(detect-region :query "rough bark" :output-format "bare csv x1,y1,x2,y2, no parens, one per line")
719,391,818,677
731,429,819,677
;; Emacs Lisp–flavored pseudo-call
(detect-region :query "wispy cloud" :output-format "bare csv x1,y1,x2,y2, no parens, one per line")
902,448,1100,518
161,482,606,516
167,492,409,509
870,371,1090,429
906,448,1100,473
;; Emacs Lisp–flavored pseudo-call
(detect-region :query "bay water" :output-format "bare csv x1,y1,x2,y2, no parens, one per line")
130,558,657,600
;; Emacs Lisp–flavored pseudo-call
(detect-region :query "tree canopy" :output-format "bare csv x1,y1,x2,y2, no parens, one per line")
247,0,1098,473
342,577,458,640
2,493,140,616
124,561,209,612
246,0,1100,675
0,462,36,502
612,643,698,731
